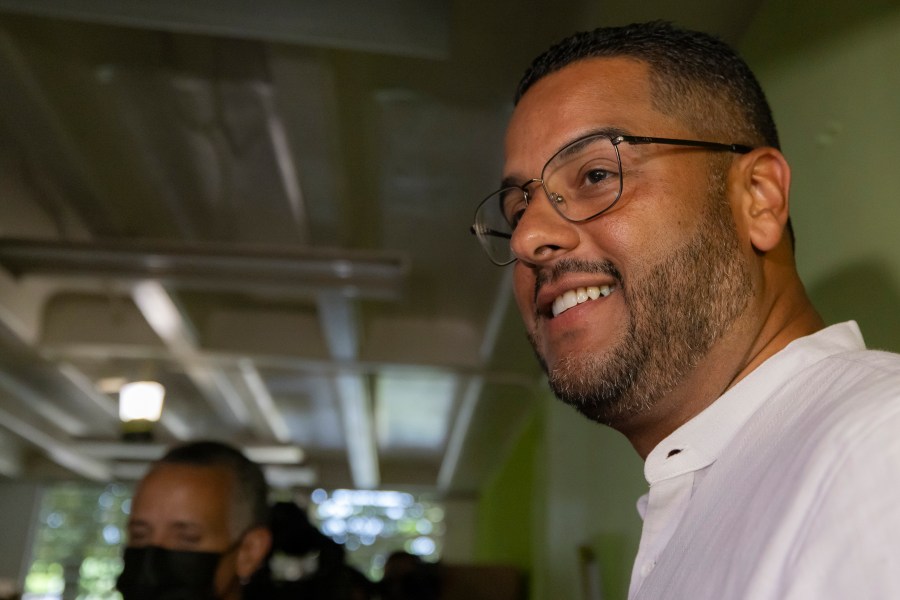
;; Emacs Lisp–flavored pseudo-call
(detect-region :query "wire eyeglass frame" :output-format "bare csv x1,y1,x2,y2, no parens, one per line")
470,133,753,266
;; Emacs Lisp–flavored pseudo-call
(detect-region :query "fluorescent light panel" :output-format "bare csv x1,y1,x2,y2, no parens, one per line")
375,369,457,449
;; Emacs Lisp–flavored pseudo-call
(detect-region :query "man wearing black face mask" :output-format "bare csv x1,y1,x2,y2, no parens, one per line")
116,441,272,600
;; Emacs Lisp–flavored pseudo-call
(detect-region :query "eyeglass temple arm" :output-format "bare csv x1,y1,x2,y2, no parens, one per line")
469,225,512,240
617,135,753,154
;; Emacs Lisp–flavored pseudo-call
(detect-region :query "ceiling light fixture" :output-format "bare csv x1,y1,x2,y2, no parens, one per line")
119,380,165,442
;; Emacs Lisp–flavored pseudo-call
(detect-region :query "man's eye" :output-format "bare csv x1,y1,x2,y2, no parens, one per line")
177,534,203,546
508,207,526,229
127,530,150,544
502,196,527,228
584,168,612,184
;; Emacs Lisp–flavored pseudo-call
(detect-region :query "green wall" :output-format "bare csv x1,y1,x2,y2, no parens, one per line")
530,393,645,600
743,0,900,353
475,412,537,571
476,385,645,600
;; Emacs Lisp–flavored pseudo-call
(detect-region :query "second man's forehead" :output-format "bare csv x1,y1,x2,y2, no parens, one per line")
134,464,236,511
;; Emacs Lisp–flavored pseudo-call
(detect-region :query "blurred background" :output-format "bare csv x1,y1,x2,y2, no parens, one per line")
0,0,898,598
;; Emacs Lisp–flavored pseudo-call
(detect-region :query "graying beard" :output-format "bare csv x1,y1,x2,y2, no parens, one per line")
537,180,752,427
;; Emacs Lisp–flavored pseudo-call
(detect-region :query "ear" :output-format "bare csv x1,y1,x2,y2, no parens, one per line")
732,147,791,253
236,526,272,579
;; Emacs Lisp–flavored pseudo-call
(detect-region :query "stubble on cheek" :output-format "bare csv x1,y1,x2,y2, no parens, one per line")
522,259,646,425
522,258,624,373
533,294,654,427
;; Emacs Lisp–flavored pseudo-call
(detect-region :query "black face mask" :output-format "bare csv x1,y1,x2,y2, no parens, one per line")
116,545,229,600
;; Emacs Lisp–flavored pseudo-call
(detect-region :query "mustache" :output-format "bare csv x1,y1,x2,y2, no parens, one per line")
532,258,623,304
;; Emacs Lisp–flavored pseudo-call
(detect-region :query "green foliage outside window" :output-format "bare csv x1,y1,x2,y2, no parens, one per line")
308,488,445,581
23,483,131,600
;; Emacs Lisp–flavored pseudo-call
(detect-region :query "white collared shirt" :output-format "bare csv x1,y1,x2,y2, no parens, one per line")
629,322,900,599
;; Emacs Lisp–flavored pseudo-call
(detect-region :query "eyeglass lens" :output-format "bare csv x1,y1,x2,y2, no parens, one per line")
473,135,623,265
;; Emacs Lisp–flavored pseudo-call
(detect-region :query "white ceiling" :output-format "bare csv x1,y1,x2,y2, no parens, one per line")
0,0,762,498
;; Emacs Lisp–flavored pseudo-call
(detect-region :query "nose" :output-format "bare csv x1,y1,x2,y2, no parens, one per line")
509,186,579,265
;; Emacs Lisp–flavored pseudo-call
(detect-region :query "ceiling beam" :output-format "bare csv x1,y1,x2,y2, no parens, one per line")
73,440,304,463
41,340,538,388
318,292,379,489
0,400,110,480
238,359,293,444
0,24,100,239
436,377,481,492
317,292,361,362
261,89,307,238
0,317,124,439
335,372,379,489
0,237,409,300
0,370,90,436
0,0,450,59
131,281,252,430
0,430,24,478
438,268,515,493
109,461,315,488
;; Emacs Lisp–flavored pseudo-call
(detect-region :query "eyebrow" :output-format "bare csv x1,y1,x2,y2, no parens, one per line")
169,521,205,535
127,518,204,536
127,520,150,532
500,125,630,189
499,175,528,190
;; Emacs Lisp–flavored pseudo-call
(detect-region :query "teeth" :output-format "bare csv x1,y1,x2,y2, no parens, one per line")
552,286,612,317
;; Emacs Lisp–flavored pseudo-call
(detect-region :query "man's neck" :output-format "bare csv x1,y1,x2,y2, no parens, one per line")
621,292,825,459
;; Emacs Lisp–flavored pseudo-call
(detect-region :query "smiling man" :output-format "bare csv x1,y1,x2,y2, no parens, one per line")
471,21,900,599
116,441,272,600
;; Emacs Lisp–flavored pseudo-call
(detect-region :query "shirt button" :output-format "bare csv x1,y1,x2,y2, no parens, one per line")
641,561,656,577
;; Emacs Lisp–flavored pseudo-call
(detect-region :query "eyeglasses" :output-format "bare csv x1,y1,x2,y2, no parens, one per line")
470,133,753,266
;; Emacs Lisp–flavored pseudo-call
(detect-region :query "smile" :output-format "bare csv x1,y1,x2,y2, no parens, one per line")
552,285,614,317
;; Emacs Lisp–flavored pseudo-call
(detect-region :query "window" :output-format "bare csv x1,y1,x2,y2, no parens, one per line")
23,483,131,600
21,483,444,596
309,488,445,580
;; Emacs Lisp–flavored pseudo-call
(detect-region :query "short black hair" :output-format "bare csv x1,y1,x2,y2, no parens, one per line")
515,21,795,249
515,21,780,150
157,440,270,533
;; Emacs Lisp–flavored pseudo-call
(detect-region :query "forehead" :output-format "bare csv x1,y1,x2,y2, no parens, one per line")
131,463,234,528
505,57,674,164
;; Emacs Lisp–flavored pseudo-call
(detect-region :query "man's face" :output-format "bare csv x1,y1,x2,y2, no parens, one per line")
506,57,753,428
126,463,243,598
